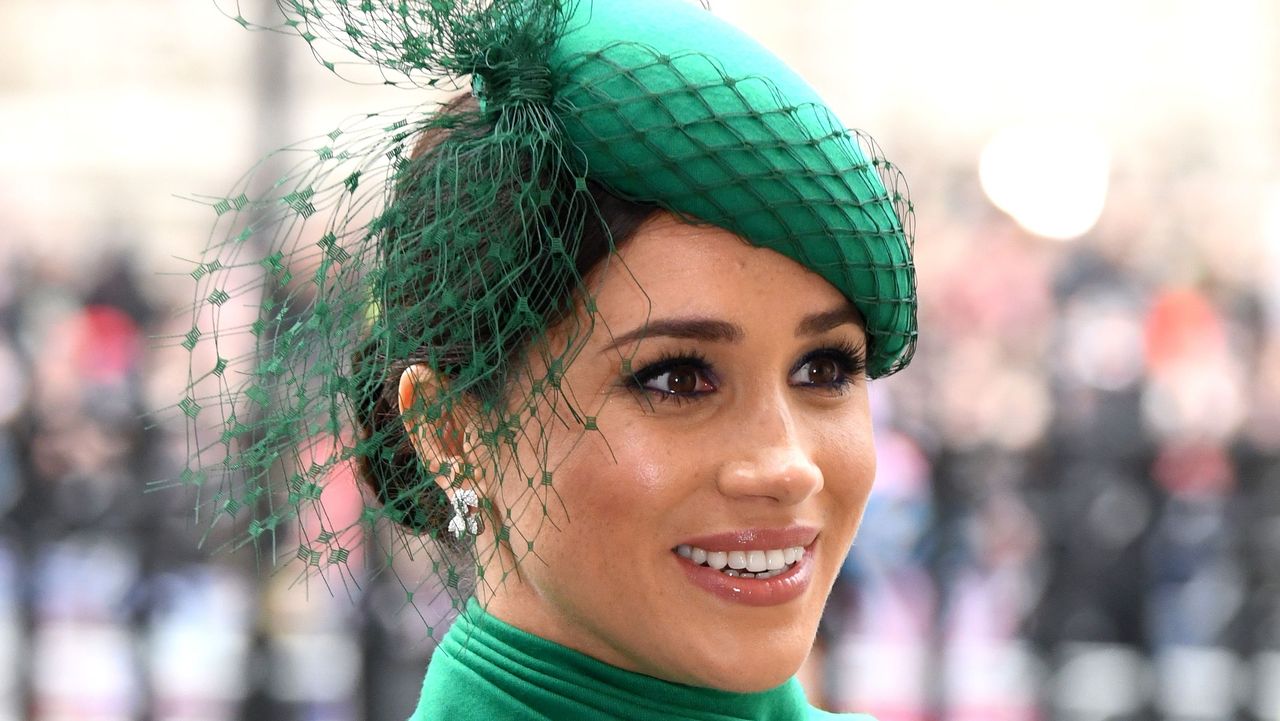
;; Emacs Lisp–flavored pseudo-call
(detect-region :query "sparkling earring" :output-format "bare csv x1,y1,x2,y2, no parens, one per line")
447,487,483,540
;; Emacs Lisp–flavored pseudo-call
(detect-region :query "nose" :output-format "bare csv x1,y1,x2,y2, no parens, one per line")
715,399,824,506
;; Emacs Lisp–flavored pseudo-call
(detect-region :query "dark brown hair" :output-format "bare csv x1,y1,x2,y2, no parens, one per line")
352,93,657,536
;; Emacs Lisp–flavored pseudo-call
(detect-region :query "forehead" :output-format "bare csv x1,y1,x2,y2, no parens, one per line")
590,213,853,330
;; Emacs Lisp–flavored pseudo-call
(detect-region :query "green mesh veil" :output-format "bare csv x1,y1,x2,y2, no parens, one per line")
172,0,916,640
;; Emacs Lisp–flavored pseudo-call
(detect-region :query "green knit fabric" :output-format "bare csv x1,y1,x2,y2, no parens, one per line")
552,0,914,377
409,600,873,721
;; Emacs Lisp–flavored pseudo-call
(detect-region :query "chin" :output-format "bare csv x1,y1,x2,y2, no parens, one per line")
687,654,805,693
670,627,812,692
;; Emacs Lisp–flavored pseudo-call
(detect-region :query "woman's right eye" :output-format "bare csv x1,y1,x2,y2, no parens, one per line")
639,365,716,396
627,353,717,401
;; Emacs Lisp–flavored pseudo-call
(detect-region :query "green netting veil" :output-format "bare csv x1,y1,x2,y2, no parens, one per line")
171,0,916,640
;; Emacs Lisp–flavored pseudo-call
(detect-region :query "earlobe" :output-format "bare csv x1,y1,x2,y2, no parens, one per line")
398,364,489,543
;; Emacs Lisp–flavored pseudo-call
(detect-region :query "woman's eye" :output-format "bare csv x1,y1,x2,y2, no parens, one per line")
627,344,863,403
641,365,715,395
789,346,865,390
794,356,843,386
626,352,717,402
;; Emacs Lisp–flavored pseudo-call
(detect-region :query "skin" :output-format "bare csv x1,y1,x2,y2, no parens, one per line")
401,212,876,693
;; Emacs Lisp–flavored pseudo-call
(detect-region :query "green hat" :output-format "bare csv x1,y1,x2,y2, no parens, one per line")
175,0,915,630
552,0,914,376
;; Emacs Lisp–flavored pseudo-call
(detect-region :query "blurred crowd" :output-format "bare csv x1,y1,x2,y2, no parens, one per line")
0,150,1277,721
0,237,450,721
813,160,1280,721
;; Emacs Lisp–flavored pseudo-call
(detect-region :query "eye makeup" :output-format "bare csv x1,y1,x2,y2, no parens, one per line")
620,338,867,406
789,339,867,396
623,348,717,406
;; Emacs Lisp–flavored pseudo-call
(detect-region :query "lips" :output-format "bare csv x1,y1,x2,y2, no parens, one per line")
676,526,819,552
671,526,818,606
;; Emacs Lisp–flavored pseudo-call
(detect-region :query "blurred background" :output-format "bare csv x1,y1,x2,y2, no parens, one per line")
1,0,1278,719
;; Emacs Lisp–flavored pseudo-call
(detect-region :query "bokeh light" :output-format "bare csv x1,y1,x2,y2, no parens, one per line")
979,123,1111,240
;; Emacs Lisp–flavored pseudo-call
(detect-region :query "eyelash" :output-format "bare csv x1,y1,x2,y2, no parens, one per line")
795,340,868,393
622,341,867,406
623,349,716,406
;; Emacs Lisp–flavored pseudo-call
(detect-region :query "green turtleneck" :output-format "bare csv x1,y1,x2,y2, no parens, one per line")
408,600,873,721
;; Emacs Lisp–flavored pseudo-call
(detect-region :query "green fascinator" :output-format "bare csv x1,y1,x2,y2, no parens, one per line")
176,0,915,632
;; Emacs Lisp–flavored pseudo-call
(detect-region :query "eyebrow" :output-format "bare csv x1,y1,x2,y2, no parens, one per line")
600,304,863,353
795,304,864,337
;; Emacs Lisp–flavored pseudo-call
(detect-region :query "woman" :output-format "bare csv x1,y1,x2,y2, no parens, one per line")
183,0,915,718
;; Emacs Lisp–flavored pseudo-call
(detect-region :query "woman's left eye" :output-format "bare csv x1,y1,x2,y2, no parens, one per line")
788,346,865,390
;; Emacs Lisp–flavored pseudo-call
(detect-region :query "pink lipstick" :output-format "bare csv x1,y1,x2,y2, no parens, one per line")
672,526,817,606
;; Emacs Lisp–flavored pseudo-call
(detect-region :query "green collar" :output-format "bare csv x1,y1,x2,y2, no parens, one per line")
409,599,867,721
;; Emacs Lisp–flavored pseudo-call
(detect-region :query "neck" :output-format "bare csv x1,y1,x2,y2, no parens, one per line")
411,598,817,721
482,583,666,681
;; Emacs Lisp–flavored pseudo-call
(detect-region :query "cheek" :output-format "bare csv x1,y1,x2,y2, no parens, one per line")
566,424,693,525
507,421,693,568
817,411,877,526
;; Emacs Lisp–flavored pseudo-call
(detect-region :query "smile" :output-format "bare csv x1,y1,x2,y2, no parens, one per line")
670,526,818,606
674,544,805,580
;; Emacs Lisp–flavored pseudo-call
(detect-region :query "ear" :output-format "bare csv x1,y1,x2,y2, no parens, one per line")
398,363,471,485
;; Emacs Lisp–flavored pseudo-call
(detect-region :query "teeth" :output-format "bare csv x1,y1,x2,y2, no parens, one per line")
674,544,807,578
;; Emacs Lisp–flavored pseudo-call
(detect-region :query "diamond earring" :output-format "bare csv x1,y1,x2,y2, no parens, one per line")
447,487,483,540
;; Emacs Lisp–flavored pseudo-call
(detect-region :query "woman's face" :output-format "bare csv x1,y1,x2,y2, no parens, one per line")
479,213,876,692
